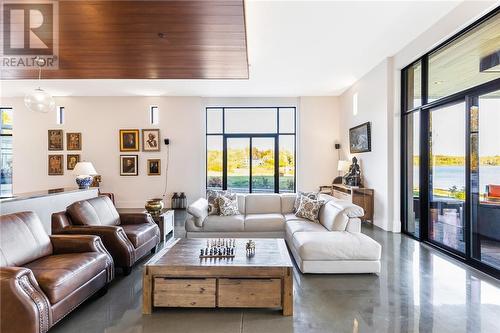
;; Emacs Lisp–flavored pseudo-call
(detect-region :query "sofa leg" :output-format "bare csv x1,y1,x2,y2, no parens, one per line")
123,267,132,276
97,285,109,297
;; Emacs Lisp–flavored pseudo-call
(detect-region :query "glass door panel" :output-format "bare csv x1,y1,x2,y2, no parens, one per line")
251,137,275,193
471,90,500,269
405,111,420,238
429,101,466,253
226,138,250,193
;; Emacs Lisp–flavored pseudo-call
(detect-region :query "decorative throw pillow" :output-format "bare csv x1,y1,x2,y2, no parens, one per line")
217,195,240,216
295,196,324,223
293,191,319,212
206,190,231,215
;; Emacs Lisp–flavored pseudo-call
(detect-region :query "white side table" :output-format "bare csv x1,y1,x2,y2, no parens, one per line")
157,210,174,242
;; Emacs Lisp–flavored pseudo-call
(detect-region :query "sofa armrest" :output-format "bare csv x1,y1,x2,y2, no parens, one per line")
185,216,203,232
51,211,71,234
119,212,153,225
57,225,135,268
0,267,52,333
187,198,209,222
329,199,365,218
50,235,114,281
346,218,361,233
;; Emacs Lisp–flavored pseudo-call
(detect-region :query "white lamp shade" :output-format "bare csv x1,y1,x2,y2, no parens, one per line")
73,162,97,176
337,160,350,172
24,88,56,113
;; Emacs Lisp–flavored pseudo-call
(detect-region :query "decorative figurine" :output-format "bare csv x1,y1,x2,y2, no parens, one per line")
245,240,256,258
343,156,362,187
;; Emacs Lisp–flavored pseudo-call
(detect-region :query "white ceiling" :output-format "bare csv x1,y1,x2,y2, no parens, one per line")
1,0,462,97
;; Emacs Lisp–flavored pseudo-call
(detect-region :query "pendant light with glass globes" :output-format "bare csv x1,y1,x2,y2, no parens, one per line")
24,57,56,113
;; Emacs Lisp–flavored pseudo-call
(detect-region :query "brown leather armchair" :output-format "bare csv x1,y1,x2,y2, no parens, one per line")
0,211,113,333
52,196,160,275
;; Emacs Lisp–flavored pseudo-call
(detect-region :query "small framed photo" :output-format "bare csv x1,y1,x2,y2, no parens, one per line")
120,129,139,152
142,129,161,151
67,132,82,150
120,155,138,176
48,130,63,151
48,154,64,175
67,154,80,170
147,159,161,175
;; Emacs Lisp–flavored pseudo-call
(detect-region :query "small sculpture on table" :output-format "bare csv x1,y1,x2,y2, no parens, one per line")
199,238,236,259
343,157,362,187
245,240,256,258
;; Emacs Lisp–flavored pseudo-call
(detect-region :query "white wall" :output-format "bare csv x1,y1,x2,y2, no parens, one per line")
298,96,341,192
339,59,394,231
5,96,205,208
4,96,340,208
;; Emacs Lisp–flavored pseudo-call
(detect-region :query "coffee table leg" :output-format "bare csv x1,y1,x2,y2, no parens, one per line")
282,267,293,316
143,269,153,314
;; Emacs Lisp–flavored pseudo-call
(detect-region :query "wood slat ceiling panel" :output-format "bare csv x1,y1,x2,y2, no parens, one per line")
2,0,248,79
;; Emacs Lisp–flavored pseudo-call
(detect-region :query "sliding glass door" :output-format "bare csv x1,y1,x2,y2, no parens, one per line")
428,101,466,253
471,89,500,270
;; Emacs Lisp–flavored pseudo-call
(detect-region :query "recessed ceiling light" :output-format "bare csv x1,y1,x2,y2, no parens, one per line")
433,80,444,85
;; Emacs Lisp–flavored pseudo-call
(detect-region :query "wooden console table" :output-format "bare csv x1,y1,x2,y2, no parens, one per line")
320,184,374,222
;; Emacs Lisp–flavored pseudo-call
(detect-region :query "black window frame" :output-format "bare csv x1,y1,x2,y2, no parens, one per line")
205,106,297,194
400,6,500,279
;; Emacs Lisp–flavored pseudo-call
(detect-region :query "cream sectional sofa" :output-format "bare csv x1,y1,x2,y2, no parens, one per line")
186,193,381,274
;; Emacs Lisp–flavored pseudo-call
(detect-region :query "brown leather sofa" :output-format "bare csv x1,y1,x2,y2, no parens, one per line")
0,211,114,333
52,195,160,275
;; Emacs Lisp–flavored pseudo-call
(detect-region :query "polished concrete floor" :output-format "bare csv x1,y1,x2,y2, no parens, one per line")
51,218,500,333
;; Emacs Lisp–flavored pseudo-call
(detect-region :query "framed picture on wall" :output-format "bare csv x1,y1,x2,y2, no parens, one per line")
120,155,138,176
67,154,80,170
48,130,63,151
67,132,82,150
48,155,64,175
119,129,139,152
147,159,161,175
349,122,371,153
142,129,160,151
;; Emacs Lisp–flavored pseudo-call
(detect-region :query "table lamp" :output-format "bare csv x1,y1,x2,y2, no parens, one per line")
337,160,350,176
73,162,97,189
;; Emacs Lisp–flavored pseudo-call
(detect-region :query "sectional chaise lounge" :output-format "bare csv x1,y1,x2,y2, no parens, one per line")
186,193,382,274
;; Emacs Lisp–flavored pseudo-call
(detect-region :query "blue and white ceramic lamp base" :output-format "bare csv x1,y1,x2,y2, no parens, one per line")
76,176,93,189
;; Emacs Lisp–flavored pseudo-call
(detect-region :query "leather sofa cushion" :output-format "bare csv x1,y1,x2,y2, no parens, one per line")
292,232,381,261
25,252,108,304
122,223,159,248
203,215,244,232
244,214,285,232
67,196,120,226
280,194,296,214
245,194,281,214
286,220,327,238
0,212,53,267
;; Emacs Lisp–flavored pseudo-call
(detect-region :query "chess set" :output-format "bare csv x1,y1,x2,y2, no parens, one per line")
199,239,236,259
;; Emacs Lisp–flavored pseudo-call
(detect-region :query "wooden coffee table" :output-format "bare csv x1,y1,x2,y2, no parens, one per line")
143,238,293,316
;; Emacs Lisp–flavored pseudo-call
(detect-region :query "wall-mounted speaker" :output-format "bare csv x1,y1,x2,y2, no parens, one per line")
335,143,341,150
164,138,170,145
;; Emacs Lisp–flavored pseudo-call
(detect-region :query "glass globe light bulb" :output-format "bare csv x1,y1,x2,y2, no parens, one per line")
24,88,56,113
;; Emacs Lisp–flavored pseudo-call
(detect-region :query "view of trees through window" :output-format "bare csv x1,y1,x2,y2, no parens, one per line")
206,107,295,193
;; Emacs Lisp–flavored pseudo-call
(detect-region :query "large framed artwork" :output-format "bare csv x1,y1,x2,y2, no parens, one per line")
48,130,63,151
349,122,371,153
119,129,140,152
142,129,160,152
120,155,138,176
